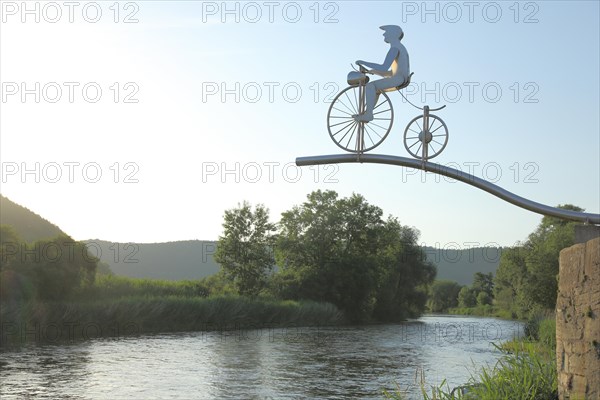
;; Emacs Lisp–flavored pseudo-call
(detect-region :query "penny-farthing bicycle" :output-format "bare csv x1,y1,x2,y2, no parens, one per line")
327,65,449,161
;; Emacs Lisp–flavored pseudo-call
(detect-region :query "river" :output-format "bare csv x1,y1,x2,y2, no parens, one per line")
0,315,523,399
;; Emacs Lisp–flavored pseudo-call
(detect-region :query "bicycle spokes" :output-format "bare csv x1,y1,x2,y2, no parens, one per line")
327,86,394,153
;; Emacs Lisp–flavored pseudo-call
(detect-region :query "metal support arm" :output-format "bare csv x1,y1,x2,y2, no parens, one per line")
295,153,600,225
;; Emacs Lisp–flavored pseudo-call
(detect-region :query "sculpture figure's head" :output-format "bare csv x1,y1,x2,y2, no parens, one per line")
380,25,404,42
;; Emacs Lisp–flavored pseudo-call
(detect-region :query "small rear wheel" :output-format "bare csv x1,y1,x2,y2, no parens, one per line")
403,114,448,160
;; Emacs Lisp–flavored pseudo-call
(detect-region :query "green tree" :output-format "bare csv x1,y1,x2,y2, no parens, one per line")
96,261,114,276
493,204,581,317
215,202,276,296
458,286,477,308
1,224,22,270
1,225,24,301
22,236,97,300
494,246,528,317
522,205,581,310
275,190,435,322
428,280,462,312
472,272,494,298
275,190,381,320
476,290,492,306
1,231,97,301
372,217,436,321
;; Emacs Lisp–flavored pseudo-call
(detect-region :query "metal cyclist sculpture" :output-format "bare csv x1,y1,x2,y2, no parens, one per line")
299,26,600,225
327,25,449,161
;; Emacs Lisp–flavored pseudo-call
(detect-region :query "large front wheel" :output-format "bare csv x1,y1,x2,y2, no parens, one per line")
327,86,394,153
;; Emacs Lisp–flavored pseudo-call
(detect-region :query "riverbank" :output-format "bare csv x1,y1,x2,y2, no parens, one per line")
0,273,347,347
384,316,558,399
0,296,342,345
446,305,515,320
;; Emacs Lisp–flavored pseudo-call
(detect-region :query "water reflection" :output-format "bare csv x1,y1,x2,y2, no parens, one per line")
0,316,523,399
1,341,93,399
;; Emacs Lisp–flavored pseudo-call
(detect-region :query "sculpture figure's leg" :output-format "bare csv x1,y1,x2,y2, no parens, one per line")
355,78,400,122
354,82,377,122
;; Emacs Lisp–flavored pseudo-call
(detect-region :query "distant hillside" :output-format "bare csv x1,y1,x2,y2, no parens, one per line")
84,240,220,280
0,195,501,283
88,240,500,284
424,246,502,285
0,195,66,242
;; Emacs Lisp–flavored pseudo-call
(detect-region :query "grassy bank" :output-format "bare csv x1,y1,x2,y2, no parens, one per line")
76,274,215,299
383,317,557,399
446,305,515,320
1,275,343,345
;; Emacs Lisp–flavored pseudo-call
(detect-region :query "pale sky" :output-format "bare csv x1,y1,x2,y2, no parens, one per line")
1,1,599,249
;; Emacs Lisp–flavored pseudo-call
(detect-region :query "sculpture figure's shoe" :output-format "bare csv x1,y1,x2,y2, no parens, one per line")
353,112,374,123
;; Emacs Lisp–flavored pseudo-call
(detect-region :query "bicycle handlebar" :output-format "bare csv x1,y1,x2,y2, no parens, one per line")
352,63,371,74
429,105,446,112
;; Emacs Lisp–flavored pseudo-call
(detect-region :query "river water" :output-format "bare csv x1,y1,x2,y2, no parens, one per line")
0,315,523,399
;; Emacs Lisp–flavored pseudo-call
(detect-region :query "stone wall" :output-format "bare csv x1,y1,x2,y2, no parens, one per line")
556,237,600,400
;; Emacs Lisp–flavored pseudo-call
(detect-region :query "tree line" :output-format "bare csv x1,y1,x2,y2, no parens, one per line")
215,190,436,322
0,225,98,301
428,204,582,318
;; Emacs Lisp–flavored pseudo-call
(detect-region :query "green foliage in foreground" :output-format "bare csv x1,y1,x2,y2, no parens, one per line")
383,317,557,400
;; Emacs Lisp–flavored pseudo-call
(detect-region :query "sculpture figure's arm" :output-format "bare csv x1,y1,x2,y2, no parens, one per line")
357,48,399,77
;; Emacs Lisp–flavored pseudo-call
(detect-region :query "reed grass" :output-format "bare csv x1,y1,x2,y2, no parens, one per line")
383,317,557,400
1,275,343,345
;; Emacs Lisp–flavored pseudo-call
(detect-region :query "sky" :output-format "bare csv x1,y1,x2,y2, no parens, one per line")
1,0,599,250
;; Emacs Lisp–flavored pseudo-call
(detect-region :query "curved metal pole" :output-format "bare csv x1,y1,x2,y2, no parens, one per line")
295,153,600,225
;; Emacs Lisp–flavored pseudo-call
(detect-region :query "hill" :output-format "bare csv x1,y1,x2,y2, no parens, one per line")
89,241,500,284
84,239,220,280
0,195,66,242
424,246,501,285
0,195,501,284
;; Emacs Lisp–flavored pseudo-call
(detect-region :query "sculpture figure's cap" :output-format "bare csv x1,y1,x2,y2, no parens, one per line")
380,25,404,40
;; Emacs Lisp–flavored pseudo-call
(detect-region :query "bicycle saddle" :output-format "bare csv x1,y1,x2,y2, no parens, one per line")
347,71,370,86
396,72,414,90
